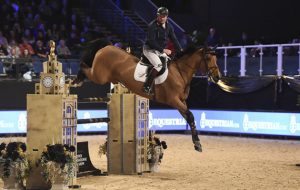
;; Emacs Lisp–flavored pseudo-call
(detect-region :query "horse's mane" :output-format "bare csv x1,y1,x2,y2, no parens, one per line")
173,45,199,61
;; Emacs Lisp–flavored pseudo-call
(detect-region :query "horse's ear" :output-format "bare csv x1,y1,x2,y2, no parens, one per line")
205,45,218,55
211,45,218,51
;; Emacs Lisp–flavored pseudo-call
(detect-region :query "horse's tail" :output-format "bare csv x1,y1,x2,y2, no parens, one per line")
80,38,112,67
80,61,89,69
73,38,112,85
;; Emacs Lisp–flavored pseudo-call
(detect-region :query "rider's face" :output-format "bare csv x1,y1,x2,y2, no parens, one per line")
157,15,168,24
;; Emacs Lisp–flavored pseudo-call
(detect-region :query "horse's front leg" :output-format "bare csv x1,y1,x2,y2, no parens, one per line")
177,103,202,152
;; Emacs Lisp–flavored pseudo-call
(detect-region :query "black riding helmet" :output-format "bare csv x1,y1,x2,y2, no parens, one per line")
157,7,169,16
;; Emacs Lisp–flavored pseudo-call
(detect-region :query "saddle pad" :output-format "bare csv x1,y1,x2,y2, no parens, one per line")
134,61,168,84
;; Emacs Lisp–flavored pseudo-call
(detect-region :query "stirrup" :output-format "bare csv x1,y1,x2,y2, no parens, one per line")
143,86,153,95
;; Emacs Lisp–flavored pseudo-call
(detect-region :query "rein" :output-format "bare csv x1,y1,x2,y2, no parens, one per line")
175,50,218,88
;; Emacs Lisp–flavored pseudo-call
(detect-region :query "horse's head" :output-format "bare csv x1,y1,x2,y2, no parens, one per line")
198,47,221,83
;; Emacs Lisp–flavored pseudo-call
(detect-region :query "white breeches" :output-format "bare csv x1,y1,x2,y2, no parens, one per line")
143,46,165,72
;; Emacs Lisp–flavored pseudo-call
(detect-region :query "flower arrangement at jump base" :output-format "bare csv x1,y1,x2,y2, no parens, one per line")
0,142,30,189
38,143,76,184
147,132,168,172
98,140,107,158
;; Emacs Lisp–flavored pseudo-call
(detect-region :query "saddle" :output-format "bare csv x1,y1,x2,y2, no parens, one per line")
140,55,169,77
133,55,170,84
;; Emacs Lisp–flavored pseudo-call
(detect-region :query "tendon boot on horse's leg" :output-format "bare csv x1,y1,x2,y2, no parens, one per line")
192,130,202,152
143,68,159,95
185,110,202,152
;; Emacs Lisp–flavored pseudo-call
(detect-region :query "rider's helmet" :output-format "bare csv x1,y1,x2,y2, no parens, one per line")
157,7,169,16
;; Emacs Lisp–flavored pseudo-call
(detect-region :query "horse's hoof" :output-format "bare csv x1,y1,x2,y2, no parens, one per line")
70,79,83,87
194,141,202,152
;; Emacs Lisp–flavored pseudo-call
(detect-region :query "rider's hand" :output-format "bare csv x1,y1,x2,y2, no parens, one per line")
163,49,172,55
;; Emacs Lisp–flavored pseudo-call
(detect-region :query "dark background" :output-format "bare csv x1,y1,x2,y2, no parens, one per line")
150,0,300,44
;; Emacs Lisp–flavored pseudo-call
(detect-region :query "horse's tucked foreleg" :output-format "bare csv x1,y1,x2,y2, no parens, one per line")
72,69,85,86
72,62,90,86
179,109,202,152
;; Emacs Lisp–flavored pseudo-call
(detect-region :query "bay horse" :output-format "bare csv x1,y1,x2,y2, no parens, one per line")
73,40,221,152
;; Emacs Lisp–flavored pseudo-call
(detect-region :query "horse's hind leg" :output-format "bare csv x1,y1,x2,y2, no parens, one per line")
177,101,202,152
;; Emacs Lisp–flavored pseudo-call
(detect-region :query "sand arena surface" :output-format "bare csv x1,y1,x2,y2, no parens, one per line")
1,134,300,190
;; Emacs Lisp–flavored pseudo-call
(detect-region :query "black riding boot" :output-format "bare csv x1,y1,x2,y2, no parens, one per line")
143,69,159,95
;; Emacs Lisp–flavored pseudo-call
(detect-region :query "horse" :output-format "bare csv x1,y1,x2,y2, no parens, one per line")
73,41,221,152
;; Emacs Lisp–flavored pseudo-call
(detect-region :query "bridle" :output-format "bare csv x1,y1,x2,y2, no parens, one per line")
178,48,218,77
175,48,219,91
202,49,219,78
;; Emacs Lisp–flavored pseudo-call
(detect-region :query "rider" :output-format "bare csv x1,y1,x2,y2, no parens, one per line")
143,7,182,94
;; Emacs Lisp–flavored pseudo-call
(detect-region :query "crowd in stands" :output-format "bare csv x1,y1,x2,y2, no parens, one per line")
0,0,107,60
183,27,300,58
0,0,115,77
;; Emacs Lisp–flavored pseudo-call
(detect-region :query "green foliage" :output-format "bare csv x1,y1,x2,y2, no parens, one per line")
0,142,30,187
38,144,76,184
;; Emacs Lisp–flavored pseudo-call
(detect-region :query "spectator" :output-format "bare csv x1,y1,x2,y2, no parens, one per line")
0,43,8,56
8,30,20,43
34,40,48,58
205,27,220,47
19,37,35,57
7,40,21,58
0,31,8,48
23,13,35,29
68,30,81,50
56,39,71,58
283,38,300,56
238,32,251,46
250,40,263,57
38,0,52,21
21,49,34,75
70,13,83,31
12,22,22,39
58,24,68,39
46,24,59,42
23,28,36,45
33,13,43,29
36,30,46,43
179,32,192,49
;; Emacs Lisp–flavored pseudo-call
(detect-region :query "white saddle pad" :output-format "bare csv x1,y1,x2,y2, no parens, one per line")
133,61,168,84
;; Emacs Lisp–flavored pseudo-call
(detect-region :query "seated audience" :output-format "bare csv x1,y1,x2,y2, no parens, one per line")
0,43,8,56
19,37,35,57
56,39,71,58
34,40,48,58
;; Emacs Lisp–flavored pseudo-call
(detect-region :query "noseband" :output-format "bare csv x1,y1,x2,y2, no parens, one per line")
175,48,218,91
202,49,219,78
